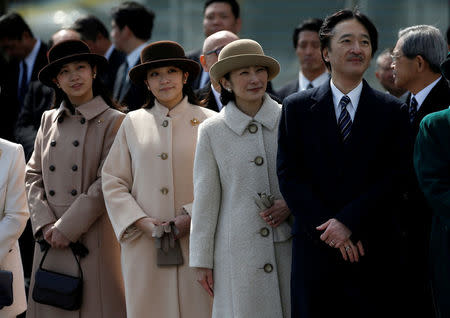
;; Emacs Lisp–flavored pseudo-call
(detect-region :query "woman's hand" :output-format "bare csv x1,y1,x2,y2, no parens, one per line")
48,226,71,248
196,267,214,297
42,223,55,245
171,214,191,240
259,199,291,228
135,217,162,239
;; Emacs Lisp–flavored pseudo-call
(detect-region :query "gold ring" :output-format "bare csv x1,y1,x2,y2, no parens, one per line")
330,240,335,246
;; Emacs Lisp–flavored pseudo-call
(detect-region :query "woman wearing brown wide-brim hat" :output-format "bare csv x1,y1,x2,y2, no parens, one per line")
25,39,126,318
102,40,215,318
190,39,292,317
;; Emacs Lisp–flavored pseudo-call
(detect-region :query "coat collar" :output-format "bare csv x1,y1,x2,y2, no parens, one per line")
223,93,280,136
152,95,191,119
54,96,109,122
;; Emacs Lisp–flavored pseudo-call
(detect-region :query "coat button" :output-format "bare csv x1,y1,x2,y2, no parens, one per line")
160,153,168,160
260,227,270,237
58,117,64,123
49,190,55,196
49,165,55,171
248,123,258,133
50,140,56,147
73,140,79,147
160,187,169,195
263,263,273,273
80,118,86,124
72,165,78,171
71,189,77,196
162,120,169,127
254,156,264,166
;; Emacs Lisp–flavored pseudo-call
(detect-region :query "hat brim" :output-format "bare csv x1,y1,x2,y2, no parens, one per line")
38,53,108,88
209,54,280,83
129,58,200,85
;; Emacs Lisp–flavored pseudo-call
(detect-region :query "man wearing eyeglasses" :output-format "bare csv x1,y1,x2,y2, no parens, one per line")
195,30,239,112
391,24,449,318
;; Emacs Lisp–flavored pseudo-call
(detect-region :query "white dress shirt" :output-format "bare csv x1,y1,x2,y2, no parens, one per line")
330,79,363,122
410,76,441,111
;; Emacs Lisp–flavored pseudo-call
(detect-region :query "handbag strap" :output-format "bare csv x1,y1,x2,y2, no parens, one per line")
38,244,84,280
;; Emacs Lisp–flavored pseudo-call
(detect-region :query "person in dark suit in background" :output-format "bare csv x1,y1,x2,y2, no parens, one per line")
277,18,328,101
391,24,449,318
196,30,239,112
187,0,241,91
0,12,48,141
277,9,411,318
414,52,450,318
374,48,408,101
72,15,126,93
111,1,154,111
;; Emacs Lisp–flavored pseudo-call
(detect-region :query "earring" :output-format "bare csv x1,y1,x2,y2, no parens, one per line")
93,73,96,79
56,83,60,88
226,88,232,93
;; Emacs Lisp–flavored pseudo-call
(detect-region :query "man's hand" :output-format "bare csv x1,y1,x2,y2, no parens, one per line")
339,240,365,262
316,218,351,248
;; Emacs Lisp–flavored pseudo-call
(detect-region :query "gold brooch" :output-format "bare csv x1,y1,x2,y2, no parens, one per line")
190,118,200,126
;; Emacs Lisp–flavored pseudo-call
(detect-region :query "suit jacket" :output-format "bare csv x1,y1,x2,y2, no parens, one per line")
195,81,220,112
276,78,298,101
277,80,411,317
0,139,29,317
113,59,147,112
186,48,202,90
101,48,126,93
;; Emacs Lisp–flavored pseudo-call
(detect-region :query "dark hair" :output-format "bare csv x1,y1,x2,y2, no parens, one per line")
72,15,109,42
52,60,122,112
292,18,323,49
0,12,33,40
111,1,155,41
203,0,240,19
319,9,378,70
218,73,235,105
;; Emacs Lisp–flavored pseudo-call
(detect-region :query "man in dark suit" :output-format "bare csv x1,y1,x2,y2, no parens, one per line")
0,12,48,141
72,15,125,93
277,18,328,101
277,9,411,318
110,1,154,111
414,52,450,318
391,24,450,318
187,0,241,90
195,30,239,111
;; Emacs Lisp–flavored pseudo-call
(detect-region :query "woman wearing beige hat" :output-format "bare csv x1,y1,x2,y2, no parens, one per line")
190,39,292,318
102,40,215,318
26,39,126,318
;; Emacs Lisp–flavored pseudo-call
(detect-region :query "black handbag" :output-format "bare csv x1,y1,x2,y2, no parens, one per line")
0,270,13,309
32,242,87,311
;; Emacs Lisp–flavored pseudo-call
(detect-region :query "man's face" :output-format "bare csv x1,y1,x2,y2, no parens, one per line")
0,36,28,60
295,30,325,75
376,55,396,91
203,2,241,37
322,19,372,80
391,38,416,90
110,20,125,52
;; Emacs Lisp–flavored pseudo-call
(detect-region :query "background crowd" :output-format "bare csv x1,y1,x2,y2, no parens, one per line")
0,0,448,317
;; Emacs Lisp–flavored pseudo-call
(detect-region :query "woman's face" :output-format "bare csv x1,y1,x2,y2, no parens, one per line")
53,60,95,106
144,66,188,109
222,65,268,105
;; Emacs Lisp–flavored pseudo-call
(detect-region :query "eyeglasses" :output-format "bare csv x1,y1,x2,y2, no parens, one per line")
205,45,225,56
390,53,404,63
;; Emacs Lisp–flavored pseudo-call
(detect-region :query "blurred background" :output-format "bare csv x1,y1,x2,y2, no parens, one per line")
1,0,449,90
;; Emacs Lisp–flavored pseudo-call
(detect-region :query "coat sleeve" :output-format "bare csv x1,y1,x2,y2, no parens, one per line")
102,116,149,243
0,144,29,264
26,112,57,236
53,113,125,242
189,125,221,268
414,112,450,217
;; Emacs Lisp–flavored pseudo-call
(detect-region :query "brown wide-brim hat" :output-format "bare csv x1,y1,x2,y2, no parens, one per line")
39,39,107,88
441,52,450,81
129,40,200,85
209,39,280,83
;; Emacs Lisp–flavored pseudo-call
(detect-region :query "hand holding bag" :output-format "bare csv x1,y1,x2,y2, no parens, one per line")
255,192,292,242
0,270,13,309
32,242,88,311
152,222,183,266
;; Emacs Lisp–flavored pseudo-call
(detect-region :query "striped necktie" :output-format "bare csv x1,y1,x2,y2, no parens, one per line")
338,95,352,144
409,96,418,124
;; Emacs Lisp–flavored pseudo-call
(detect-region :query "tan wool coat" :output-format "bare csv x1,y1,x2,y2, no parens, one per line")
25,96,126,318
102,97,216,318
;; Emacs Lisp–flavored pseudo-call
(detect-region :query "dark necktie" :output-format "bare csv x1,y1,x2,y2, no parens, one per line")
409,96,418,124
114,61,129,101
306,82,313,89
338,95,352,144
18,61,28,109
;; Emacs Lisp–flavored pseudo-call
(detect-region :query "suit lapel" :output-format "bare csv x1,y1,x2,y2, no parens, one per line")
348,80,375,148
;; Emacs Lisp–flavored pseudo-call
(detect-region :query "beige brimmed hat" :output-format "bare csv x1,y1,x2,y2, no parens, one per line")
209,39,280,82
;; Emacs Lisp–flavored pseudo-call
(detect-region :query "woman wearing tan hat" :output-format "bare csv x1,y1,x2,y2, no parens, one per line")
25,40,126,318
102,40,215,318
190,39,292,317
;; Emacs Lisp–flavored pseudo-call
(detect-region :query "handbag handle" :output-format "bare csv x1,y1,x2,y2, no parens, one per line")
38,242,84,281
